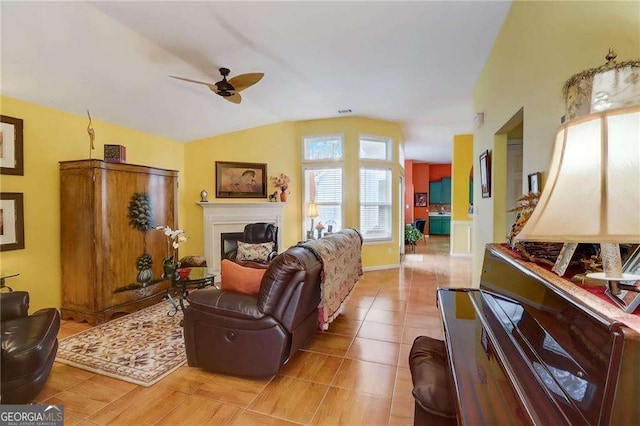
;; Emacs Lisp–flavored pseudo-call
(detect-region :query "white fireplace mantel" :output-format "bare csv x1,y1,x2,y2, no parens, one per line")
199,202,284,279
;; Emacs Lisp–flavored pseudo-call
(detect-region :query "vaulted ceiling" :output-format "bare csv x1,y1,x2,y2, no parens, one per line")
1,1,510,162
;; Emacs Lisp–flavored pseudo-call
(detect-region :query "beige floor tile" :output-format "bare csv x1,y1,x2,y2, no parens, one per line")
44,363,96,391
403,325,443,344
325,317,362,337
346,337,400,366
194,373,272,408
331,358,396,398
311,387,391,425
249,375,329,424
371,298,407,313
155,395,241,425
404,312,442,329
303,331,353,356
280,351,343,385
87,384,189,425
398,344,412,369
232,410,301,425
160,365,213,394
365,308,406,326
339,305,369,321
357,321,403,343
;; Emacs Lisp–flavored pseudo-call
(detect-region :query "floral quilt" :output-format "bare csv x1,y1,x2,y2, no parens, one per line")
298,228,363,330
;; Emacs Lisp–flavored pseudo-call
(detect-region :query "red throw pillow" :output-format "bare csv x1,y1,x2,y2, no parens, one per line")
220,259,266,296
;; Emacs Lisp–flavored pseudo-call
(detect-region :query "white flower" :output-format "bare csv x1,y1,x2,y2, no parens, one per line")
155,225,187,262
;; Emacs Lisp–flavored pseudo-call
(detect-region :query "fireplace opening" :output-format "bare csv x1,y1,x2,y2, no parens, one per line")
221,232,244,261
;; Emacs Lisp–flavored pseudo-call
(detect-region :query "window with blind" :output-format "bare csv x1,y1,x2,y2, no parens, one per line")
360,167,392,241
360,135,392,161
302,135,344,238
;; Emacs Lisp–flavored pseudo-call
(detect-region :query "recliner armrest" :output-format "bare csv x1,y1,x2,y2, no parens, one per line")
187,288,264,320
0,291,29,322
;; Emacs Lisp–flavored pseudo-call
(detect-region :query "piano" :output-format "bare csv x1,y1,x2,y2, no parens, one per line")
438,244,640,425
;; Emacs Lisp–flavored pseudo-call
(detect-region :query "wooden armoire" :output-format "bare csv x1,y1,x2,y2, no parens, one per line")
60,160,178,324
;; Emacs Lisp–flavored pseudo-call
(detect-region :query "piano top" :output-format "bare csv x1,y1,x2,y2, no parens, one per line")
437,244,640,425
488,244,640,334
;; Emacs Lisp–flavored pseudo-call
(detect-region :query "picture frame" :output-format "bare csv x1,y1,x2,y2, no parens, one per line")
0,115,24,176
0,192,25,251
528,172,542,193
215,161,267,198
480,150,491,198
414,192,427,207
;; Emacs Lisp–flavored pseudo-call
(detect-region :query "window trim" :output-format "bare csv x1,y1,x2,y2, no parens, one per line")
359,165,393,243
359,134,393,162
302,134,344,163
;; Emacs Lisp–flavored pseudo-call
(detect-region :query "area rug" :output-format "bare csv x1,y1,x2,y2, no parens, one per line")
56,300,186,387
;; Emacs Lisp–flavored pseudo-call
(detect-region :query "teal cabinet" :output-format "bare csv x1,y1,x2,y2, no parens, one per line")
429,216,451,235
429,181,441,204
428,178,451,204
441,178,451,204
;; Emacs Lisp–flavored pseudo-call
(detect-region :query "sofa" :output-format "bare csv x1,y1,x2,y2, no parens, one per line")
183,244,322,377
1,291,60,403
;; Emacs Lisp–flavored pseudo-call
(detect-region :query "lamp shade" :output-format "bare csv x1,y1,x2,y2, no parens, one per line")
516,106,640,244
307,202,319,218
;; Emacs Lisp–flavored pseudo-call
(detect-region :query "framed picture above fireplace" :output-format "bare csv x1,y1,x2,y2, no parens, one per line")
215,161,267,198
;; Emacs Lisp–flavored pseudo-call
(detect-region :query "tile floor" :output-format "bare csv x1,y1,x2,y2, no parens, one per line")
41,235,472,425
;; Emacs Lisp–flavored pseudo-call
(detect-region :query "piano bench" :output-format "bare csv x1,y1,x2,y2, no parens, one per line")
409,336,457,426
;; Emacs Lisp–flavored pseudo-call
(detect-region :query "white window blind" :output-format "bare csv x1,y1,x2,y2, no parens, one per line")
360,167,392,241
304,168,343,233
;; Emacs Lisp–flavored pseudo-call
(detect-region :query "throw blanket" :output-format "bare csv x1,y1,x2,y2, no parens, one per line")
298,228,363,330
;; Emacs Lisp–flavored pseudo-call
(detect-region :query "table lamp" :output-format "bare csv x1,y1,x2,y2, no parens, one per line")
516,48,640,310
307,202,319,238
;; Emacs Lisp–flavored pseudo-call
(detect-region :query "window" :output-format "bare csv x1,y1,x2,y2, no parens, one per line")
304,168,343,236
360,167,392,241
303,135,343,161
302,134,344,239
359,135,392,161
399,144,405,168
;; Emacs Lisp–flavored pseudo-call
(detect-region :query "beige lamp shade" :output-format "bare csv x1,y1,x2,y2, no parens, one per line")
516,106,640,244
307,202,319,218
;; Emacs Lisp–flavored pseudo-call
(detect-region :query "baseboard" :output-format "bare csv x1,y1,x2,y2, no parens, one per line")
363,264,400,272
449,252,472,257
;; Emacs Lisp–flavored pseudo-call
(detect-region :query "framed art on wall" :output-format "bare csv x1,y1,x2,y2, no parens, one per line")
215,161,267,198
528,172,542,193
0,115,24,176
0,192,25,251
414,192,427,207
480,150,491,198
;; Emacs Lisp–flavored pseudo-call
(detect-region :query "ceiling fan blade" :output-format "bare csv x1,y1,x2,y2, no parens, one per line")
224,93,242,104
228,73,264,92
169,75,218,92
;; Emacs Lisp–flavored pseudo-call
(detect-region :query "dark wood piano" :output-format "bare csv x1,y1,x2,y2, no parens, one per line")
438,244,640,425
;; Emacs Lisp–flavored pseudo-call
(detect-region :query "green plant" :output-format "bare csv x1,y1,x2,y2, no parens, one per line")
128,192,154,232
405,224,423,245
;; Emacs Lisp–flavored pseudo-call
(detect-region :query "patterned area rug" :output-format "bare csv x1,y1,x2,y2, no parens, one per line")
56,300,185,387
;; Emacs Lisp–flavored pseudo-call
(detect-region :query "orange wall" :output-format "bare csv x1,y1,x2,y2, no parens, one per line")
404,160,414,223
429,164,452,181
413,163,430,220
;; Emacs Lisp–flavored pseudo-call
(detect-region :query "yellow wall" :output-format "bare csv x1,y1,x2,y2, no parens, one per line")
472,1,640,284
452,134,473,221
451,134,473,255
184,116,405,269
182,122,299,256
0,96,184,312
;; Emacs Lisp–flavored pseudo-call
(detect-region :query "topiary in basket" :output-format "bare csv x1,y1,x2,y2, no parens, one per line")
405,224,423,245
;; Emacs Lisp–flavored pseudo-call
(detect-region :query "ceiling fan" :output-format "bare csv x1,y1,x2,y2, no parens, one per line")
169,68,264,104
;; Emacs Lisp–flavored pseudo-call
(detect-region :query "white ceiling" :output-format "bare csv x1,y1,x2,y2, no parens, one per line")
0,1,510,163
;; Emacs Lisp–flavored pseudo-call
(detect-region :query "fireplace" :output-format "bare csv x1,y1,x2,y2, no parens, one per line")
221,232,244,261
199,202,284,281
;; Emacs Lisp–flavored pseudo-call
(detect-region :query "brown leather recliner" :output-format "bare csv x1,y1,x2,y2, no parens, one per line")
1,291,60,403
224,223,278,268
183,245,321,377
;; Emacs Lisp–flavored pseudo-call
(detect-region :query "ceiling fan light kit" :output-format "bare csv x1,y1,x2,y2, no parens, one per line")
169,67,264,104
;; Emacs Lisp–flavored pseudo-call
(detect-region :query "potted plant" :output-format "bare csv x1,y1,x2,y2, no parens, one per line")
405,224,423,246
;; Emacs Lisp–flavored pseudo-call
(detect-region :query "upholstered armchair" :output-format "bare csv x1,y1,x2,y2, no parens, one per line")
1,291,60,403
225,223,278,268
183,245,321,377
